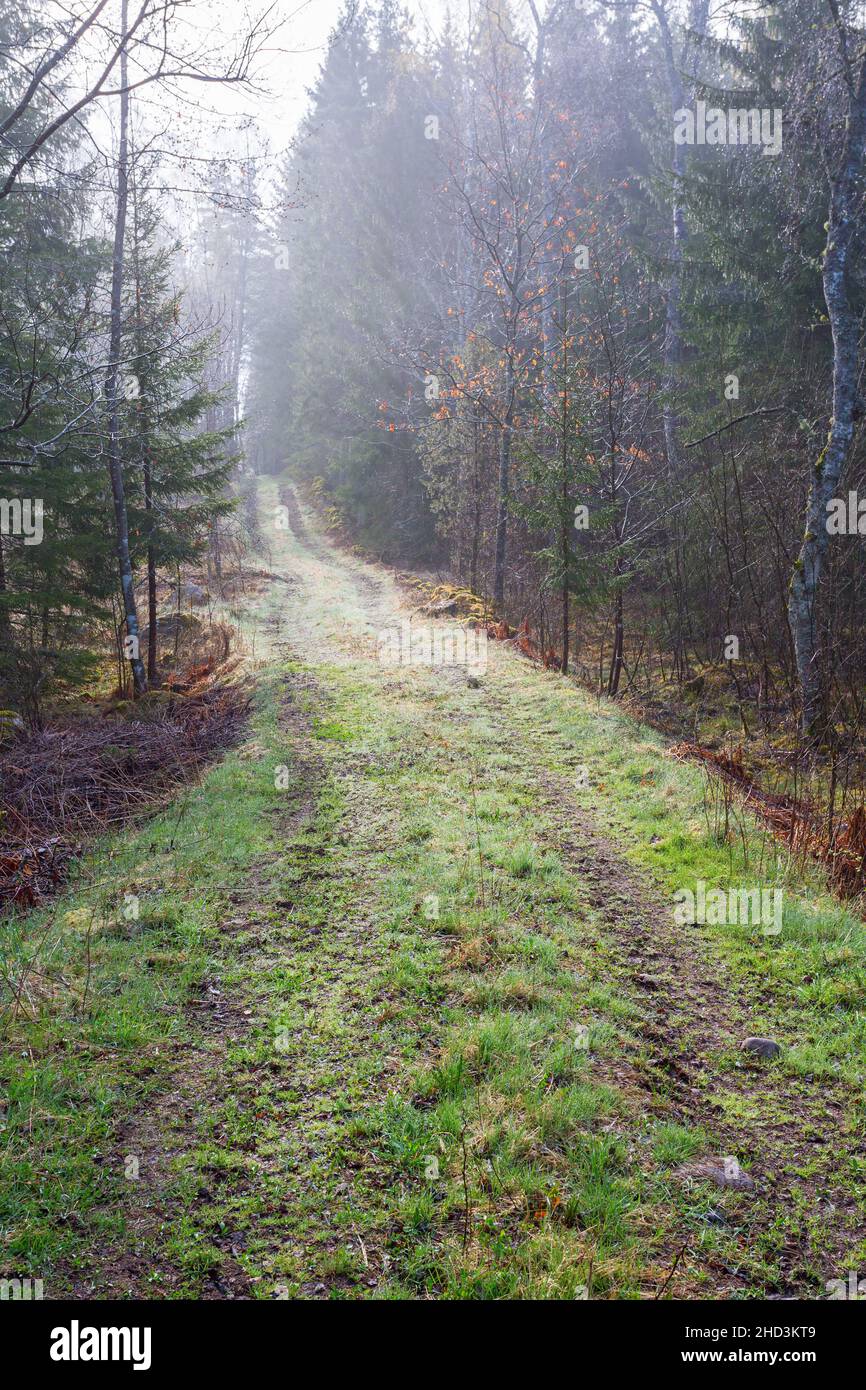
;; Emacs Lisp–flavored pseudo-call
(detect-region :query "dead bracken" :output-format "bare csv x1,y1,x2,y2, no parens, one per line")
0,666,250,910
670,741,866,902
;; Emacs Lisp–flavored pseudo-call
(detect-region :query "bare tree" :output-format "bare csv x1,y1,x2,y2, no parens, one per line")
103,0,147,693
0,0,278,200
448,1,575,605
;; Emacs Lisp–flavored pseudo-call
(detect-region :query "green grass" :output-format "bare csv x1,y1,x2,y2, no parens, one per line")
516,673,866,1092
0,664,291,1285
2,479,865,1299
0,650,680,1298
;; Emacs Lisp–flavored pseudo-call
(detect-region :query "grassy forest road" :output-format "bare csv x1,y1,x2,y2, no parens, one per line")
13,477,866,1301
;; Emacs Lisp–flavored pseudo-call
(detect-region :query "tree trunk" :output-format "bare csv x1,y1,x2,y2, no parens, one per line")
493,349,515,607
230,151,252,429
105,0,146,696
144,454,158,685
561,572,569,676
0,530,9,649
131,165,158,687
651,0,708,477
560,311,571,676
788,54,866,736
470,409,481,598
651,0,688,477
608,583,624,697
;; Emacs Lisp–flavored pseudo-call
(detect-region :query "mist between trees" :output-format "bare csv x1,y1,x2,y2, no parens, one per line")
247,0,866,757
2,0,866,754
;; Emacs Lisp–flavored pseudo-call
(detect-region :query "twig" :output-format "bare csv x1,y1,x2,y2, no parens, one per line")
654,1243,688,1300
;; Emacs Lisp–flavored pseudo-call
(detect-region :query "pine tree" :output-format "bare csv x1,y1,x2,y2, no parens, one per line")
124,188,238,685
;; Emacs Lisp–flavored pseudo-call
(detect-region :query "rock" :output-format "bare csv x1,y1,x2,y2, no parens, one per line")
675,1157,755,1192
740,1036,781,1059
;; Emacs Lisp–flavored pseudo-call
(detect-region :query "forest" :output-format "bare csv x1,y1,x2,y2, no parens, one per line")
2,0,866,1326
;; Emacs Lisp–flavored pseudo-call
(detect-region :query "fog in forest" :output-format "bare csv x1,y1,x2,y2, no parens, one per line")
3,0,866,1325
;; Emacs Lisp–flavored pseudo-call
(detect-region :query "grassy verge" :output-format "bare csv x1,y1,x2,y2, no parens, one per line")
0,667,288,1289
515,663,866,1092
